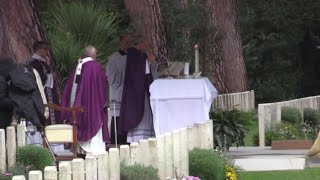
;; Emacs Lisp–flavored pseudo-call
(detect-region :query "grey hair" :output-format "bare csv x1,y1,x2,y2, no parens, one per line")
84,45,97,57
132,34,145,46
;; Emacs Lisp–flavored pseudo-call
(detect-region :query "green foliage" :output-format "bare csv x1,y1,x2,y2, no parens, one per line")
237,0,320,103
39,0,128,81
120,162,159,180
189,148,226,180
159,0,221,75
281,107,302,124
252,122,302,146
302,121,319,140
17,146,54,171
0,163,28,180
303,108,320,126
211,109,248,150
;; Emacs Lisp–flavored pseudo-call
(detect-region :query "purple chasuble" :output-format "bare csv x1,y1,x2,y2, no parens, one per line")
119,47,153,133
60,60,109,142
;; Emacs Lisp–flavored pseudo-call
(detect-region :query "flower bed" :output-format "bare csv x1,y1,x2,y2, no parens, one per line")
271,140,313,150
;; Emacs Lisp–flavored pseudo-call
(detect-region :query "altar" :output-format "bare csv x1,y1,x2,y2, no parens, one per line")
149,77,218,136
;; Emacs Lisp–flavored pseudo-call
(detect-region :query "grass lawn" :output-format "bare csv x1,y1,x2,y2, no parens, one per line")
243,120,258,146
241,168,320,180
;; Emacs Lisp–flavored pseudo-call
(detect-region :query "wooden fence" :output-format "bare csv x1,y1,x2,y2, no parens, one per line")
258,95,320,147
1,120,214,180
213,90,255,112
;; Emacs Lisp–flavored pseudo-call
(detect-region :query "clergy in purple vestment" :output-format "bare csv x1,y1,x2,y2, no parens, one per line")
60,46,109,155
29,41,60,125
119,34,156,143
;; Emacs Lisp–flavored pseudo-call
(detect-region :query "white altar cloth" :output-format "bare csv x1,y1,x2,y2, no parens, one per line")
150,78,218,136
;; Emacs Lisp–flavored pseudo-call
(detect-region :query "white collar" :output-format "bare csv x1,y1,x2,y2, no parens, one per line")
32,53,47,62
76,57,94,75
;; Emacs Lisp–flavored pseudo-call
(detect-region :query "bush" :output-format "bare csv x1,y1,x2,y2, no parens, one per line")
281,107,302,124
189,148,226,180
303,108,320,126
17,146,54,171
0,163,28,180
120,163,159,180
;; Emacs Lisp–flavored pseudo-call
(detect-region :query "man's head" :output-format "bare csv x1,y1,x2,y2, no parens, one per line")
84,45,98,60
33,41,49,58
132,34,147,52
119,34,131,51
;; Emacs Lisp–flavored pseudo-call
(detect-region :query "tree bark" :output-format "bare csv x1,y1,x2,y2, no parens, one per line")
207,0,248,93
124,0,168,62
0,0,62,94
0,0,44,62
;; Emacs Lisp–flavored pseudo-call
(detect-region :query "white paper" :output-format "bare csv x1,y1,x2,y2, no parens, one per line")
44,73,54,89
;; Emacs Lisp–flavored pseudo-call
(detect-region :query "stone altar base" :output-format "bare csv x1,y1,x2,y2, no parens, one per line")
234,156,305,171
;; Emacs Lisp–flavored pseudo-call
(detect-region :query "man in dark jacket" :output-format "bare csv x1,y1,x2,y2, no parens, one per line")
0,57,16,129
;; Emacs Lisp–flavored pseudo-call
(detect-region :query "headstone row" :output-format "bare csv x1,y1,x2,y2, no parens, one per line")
258,95,320,147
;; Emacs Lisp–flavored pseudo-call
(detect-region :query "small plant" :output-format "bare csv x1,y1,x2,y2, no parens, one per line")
226,165,238,180
17,146,54,171
211,109,248,150
0,163,29,180
120,162,159,180
189,148,226,180
302,122,319,140
281,107,302,124
303,108,320,126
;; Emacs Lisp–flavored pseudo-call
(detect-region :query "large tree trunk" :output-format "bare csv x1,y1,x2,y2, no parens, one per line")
0,0,45,62
208,0,248,93
0,0,62,93
124,0,168,62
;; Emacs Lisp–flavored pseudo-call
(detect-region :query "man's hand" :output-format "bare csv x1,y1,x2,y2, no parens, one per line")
146,52,156,62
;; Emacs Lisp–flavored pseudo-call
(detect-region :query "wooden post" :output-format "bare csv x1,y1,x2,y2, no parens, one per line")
12,175,26,180
85,155,98,180
7,126,16,168
139,139,149,166
98,152,109,180
180,128,189,177
44,166,57,180
172,130,181,176
186,126,195,151
109,148,120,180
29,171,42,180
59,162,71,180
130,142,140,165
16,124,25,147
156,135,166,179
0,129,6,173
72,158,85,180
120,145,130,166
164,133,174,178
148,138,157,168
193,124,200,148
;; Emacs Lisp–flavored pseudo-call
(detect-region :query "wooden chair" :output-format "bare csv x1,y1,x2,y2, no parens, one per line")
43,103,84,161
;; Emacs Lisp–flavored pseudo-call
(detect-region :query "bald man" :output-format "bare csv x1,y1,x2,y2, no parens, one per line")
60,46,109,157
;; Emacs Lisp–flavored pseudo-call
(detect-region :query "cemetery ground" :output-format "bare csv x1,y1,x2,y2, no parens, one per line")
242,168,320,180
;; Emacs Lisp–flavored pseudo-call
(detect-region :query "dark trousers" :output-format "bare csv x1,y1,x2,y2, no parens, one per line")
110,117,128,144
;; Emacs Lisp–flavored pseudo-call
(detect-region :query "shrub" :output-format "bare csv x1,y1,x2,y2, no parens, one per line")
303,108,320,126
211,109,248,150
0,163,28,180
120,162,159,180
189,148,226,180
281,107,302,124
17,146,54,171
275,122,301,140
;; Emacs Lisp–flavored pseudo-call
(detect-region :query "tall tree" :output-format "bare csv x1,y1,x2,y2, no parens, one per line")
207,0,248,93
0,0,46,62
124,0,168,62
0,0,62,93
